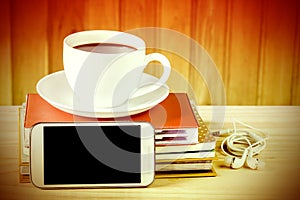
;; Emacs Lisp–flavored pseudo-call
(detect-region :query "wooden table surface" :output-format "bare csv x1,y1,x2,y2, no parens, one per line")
0,106,299,200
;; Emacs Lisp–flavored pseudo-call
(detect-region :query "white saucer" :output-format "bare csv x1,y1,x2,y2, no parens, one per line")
36,71,169,118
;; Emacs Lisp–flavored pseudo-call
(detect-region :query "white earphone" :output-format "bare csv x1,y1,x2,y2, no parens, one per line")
220,120,268,170
224,150,248,169
224,148,265,170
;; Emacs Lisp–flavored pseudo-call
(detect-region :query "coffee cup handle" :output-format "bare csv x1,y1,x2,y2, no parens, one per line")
134,53,171,97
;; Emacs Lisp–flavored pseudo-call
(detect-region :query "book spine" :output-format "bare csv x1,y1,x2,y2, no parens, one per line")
156,151,215,160
156,162,213,171
156,141,216,153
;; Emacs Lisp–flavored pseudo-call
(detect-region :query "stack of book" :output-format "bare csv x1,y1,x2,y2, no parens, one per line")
19,93,216,182
151,93,217,178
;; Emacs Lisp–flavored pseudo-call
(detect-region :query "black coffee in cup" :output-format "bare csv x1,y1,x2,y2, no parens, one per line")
74,43,137,54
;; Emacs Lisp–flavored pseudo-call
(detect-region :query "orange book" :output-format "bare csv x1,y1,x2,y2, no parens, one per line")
25,93,200,145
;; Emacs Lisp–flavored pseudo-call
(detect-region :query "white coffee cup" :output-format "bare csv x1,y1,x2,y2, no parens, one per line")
63,30,171,109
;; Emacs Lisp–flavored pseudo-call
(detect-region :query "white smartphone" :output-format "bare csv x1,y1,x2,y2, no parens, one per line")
30,122,155,189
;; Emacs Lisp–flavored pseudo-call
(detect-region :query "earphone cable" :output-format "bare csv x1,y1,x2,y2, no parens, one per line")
219,120,268,158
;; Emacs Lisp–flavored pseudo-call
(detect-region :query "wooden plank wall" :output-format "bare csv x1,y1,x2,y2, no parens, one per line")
0,0,299,105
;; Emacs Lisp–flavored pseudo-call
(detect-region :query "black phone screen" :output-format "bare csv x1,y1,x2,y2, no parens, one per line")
43,125,141,185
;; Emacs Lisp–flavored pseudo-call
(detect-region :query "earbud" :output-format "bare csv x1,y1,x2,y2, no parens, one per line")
224,156,234,167
245,149,265,170
224,150,247,169
224,148,265,170
245,156,265,170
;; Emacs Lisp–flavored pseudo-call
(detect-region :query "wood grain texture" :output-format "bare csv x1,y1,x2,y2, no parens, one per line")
48,0,86,73
0,0,299,105
84,0,120,30
291,7,300,105
191,0,229,104
120,0,157,30
158,0,192,96
259,0,298,105
192,0,229,78
227,0,263,105
0,0,12,105
10,0,48,105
